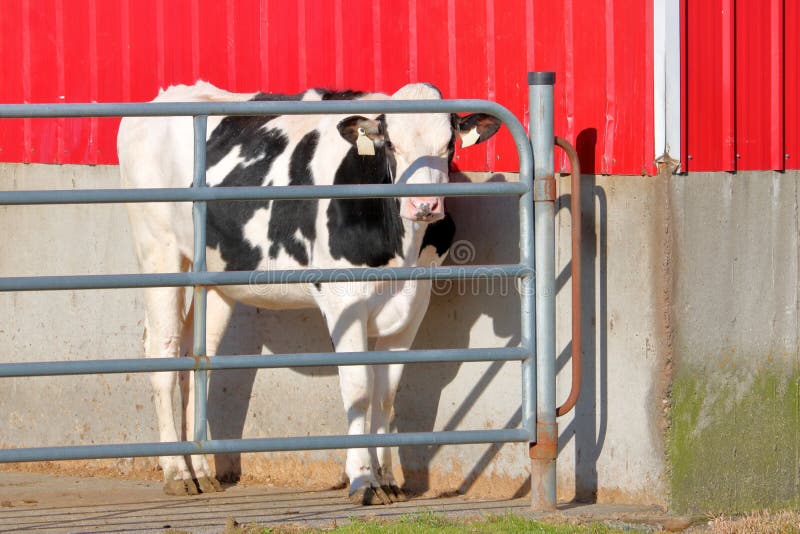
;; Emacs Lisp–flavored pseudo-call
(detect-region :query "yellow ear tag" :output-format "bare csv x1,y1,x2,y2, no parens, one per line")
356,127,375,156
460,127,480,148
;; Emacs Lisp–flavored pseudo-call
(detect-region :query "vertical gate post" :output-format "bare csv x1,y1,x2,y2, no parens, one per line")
528,72,558,511
192,115,209,442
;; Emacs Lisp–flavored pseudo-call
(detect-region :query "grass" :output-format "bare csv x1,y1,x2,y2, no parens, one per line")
698,511,800,534
224,511,632,534
216,509,800,533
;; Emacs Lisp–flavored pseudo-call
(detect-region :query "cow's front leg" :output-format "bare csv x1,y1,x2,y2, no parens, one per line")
370,362,407,502
370,319,430,503
338,364,392,504
318,292,391,505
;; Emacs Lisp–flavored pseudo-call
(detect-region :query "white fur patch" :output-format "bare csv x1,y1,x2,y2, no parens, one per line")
242,207,271,251
206,148,246,186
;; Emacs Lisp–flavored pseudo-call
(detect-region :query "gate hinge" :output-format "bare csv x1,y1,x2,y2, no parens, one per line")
529,421,558,459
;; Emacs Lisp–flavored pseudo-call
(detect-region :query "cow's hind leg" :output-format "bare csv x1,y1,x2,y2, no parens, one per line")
143,284,198,496
183,289,234,492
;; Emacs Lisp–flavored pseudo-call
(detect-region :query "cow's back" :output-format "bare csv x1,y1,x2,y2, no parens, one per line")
118,82,258,190
118,81,399,309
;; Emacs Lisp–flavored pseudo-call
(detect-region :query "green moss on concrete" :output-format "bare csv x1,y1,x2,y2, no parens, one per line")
668,362,800,513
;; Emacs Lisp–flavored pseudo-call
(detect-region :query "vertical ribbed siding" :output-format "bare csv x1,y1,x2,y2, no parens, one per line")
684,0,792,172
88,0,99,165
0,0,25,162
531,0,654,175
0,0,657,175
735,0,784,171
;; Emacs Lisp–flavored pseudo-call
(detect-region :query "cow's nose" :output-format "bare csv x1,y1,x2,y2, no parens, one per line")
404,196,444,221
410,197,439,215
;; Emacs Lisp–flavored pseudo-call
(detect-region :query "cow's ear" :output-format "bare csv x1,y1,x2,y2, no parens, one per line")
337,115,384,146
454,113,502,148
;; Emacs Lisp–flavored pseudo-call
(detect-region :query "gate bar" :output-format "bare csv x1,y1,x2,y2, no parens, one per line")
0,98,527,118
0,348,528,378
0,429,530,464
0,264,529,292
0,182,527,206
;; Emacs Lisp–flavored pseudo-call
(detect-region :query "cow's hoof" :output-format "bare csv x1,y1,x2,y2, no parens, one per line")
349,485,392,505
195,476,223,493
163,478,199,496
381,484,408,502
217,471,241,484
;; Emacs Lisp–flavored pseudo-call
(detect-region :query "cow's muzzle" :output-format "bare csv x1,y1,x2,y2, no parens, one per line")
403,197,445,222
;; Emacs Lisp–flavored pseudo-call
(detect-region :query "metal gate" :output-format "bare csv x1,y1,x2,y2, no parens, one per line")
0,73,560,511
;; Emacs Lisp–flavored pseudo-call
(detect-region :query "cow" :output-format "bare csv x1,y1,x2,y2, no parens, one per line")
117,81,501,504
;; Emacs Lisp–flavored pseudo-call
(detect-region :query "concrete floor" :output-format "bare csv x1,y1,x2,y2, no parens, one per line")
0,472,692,533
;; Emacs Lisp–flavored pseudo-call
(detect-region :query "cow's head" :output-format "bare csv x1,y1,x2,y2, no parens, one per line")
337,83,502,223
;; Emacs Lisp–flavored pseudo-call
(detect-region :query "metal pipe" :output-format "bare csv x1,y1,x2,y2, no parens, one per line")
0,182,527,206
192,115,209,443
0,429,531,463
554,136,582,418
0,347,528,378
0,98,527,120
519,78,538,444
528,71,558,512
0,264,529,292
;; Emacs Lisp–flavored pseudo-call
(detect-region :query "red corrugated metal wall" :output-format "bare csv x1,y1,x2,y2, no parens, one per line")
531,0,655,176
0,0,655,175
683,0,799,172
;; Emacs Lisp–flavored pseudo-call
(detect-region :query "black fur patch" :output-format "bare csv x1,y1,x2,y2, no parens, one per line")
320,90,366,100
206,125,289,271
420,212,456,258
204,91,312,271
267,131,320,265
326,142,404,267
251,91,305,102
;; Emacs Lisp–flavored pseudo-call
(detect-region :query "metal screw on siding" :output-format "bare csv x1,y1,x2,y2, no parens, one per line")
736,154,741,158
786,154,791,159
687,155,693,160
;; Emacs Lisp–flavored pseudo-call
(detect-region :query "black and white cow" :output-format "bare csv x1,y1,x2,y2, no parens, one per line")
117,81,501,504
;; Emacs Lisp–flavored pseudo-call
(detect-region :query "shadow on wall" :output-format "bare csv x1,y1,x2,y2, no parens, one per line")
206,307,335,482
394,174,522,496
198,148,608,500
555,127,608,502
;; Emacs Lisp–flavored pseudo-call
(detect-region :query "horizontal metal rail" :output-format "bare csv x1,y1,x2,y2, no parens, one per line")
0,429,530,463
0,182,527,206
0,347,528,377
0,264,530,292
0,98,521,120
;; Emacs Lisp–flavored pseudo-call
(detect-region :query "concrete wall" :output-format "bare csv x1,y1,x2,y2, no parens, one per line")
667,171,800,513
4,163,796,511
